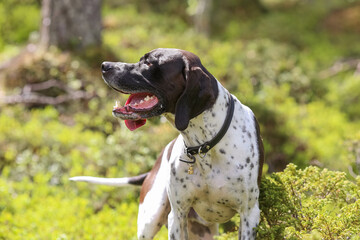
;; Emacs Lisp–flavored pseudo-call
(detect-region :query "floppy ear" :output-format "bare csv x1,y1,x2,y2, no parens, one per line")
174,63,217,131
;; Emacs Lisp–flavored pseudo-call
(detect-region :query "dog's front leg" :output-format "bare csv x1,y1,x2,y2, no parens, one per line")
168,209,189,240
238,202,260,240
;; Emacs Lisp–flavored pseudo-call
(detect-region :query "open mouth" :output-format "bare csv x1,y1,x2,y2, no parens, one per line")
113,92,159,131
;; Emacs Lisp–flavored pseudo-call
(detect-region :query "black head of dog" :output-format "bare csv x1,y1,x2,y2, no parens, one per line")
101,48,219,131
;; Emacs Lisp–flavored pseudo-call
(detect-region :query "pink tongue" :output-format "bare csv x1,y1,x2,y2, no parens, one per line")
125,119,147,131
122,93,157,131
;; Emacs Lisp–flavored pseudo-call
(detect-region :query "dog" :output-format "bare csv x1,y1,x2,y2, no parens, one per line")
70,48,264,240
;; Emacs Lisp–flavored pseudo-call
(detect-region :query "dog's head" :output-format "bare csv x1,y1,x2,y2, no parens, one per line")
102,48,218,131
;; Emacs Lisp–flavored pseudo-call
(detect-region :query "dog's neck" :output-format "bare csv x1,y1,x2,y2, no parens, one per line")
164,82,231,149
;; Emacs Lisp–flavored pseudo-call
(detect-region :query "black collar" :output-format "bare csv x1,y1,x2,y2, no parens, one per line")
180,93,235,164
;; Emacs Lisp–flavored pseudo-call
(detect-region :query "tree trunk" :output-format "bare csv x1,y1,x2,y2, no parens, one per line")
193,0,212,36
40,0,102,50
190,0,267,36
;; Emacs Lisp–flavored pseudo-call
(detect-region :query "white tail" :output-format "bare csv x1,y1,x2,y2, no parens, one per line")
69,173,148,187
69,176,132,186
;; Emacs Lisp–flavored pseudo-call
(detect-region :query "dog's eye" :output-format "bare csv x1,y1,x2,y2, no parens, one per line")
144,60,152,67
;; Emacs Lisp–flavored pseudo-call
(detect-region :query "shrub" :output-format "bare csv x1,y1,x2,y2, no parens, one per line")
217,164,360,240
0,105,175,190
0,175,168,240
332,74,360,121
0,0,40,50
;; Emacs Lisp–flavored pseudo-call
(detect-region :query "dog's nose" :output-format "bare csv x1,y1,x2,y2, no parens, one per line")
101,62,113,73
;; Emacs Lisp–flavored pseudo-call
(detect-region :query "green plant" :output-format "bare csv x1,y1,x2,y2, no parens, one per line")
217,164,360,240
0,0,40,50
0,175,168,240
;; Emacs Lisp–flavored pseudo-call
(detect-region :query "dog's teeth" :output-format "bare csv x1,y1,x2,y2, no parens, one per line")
140,100,144,104
143,95,155,102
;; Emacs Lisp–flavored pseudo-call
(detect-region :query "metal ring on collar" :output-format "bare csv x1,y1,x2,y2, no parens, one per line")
198,145,209,158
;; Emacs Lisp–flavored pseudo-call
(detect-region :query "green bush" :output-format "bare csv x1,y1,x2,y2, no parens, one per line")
0,105,175,190
217,164,360,240
330,74,360,121
0,0,40,50
0,175,168,240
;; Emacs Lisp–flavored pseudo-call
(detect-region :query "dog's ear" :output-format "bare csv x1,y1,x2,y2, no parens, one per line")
174,56,217,131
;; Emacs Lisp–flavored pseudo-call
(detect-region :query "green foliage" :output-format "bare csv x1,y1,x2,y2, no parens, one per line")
328,74,360,121
0,0,40,50
0,176,168,240
0,105,174,184
260,164,360,239
3,49,94,91
217,164,360,240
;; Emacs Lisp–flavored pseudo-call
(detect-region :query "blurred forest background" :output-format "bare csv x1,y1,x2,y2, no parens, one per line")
0,0,360,239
